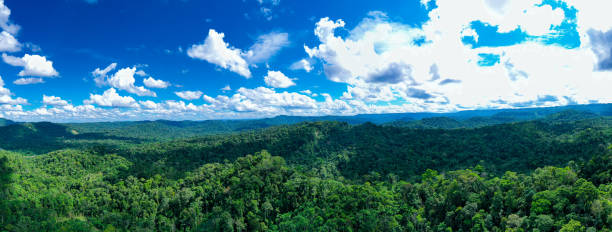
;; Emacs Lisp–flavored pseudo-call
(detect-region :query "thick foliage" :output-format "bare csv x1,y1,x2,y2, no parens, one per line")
0,149,610,231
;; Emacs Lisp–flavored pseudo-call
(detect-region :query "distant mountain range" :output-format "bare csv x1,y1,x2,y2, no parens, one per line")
0,104,611,145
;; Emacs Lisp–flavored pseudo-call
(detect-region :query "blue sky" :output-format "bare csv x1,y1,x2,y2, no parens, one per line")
0,0,611,122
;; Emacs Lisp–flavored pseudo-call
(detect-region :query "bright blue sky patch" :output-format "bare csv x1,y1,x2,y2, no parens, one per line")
477,53,501,67
462,21,528,48
538,0,580,48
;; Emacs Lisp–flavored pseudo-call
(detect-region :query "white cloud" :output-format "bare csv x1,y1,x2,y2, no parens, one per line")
2,53,59,77
300,89,313,95
92,63,117,86
139,100,159,109
565,0,612,34
264,70,295,88
587,29,612,71
187,30,290,77
143,76,171,88
175,90,203,100
187,29,251,78
43,95,68,106
221,85,231,91
138,100,202,114
203,87,316,113
289,59,313,72
0,75,27,105
0,0,20,35
107,67,156,97
84,88,139,108
0,31,20,52
8,0,612,121
13,77,43,85
302,3,612,111
243,32,289,64
135,70,147,77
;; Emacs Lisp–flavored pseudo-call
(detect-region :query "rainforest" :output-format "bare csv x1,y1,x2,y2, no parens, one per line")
0,107,611,231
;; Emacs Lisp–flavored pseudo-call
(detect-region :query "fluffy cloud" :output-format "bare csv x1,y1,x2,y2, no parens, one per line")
564,0,612,34
106,67,156,97
0,0,19,35
13,77,44,85
8,0,612,121
289,59,313,72
43,95,68,106
143,77,171,88
243,32,289,64
203,87,316,113
264,70,295,88
2,53,59,77
0,76,27,105
423,0,565,36
175,90,203,100
0,31,19,52
588,29,612,71
187,29,252,78
138,100,201,112
303,1,612,111
92,63,117,86
187,30,290,78
84,88,139,108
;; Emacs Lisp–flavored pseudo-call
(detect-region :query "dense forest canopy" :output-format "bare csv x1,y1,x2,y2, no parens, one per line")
0,108,611,231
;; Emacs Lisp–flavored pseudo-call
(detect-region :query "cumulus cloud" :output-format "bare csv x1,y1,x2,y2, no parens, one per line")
303,1,612,111
221,85,231,91
135,70,147,77
0,31,20,52
143,77,171,88
365,62,412,84
243,32,289,64
203,87,316,113
564,0,612,35
175,90,203,100
92,63,117,86
299,89,317,96
264,70,295,88
107,67,156,97
13,77,44,85
139,100,159,109
187,29,252,78
187,30,290,78
2,53,59,77
588,29,612,71
43,95,68,106
0,76,27,105
289,59,313,72
84,88,139,108
9,0,612,121
0,0,20,35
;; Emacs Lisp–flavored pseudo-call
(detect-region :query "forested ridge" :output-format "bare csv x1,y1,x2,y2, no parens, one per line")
0,110,611,231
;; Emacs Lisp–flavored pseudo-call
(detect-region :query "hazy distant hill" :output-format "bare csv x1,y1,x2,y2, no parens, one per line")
1,104,611,146
386,108,607,129
0,118,14,126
